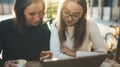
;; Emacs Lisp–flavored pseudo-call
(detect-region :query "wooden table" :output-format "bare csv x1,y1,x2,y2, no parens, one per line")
26,61,42,67
100,60,120,67
26,60,120,67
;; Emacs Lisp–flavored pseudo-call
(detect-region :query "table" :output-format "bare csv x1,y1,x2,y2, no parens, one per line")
26,61,42,67
100,59,120,67
26,60,120,67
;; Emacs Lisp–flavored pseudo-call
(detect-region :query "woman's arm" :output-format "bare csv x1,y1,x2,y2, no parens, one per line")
76,21,107,57
0,21,5,67
89,21,107,53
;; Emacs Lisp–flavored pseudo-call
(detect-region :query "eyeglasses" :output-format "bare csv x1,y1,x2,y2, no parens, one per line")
62,10,81,20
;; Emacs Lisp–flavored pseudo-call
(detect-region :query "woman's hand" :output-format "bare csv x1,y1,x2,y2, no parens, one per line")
61,45,76,57
40,51,52,62
4,60,18,67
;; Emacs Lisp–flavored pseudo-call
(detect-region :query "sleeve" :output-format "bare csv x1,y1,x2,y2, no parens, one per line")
50,23,74,59
89,21,107,53
75,21,107,57
0,21,5,66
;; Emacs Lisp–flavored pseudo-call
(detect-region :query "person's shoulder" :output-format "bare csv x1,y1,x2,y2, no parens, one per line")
86,18,99,34
41,22,51,32
42,22,48,26
87,18,97,24
87,18,98,28
0,18,14,26
0,18,14,28
0,18,14,31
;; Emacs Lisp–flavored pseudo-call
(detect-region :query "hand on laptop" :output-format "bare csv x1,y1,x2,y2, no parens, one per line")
40,51,52,62
61,45,76,57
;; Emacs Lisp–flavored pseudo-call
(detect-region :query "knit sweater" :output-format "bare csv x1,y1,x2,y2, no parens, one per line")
50,19,107,59
0,18,50,66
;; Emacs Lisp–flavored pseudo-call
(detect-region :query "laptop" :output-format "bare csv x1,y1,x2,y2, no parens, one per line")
41,54,107,67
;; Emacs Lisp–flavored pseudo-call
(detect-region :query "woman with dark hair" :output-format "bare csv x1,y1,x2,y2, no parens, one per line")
0,0,51,67
50,0,107,59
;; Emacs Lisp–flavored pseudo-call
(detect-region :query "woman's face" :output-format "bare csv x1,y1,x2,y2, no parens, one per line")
24,1,43,26
62,1,83,27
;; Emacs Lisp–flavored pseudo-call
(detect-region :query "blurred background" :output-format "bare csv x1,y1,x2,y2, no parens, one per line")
0,0,120,60
0,0,120,22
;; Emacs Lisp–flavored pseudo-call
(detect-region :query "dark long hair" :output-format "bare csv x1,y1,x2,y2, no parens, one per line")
58,0,87,49
14,0,46,32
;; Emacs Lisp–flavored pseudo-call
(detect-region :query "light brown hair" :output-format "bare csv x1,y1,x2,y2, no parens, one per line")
58,0,87,49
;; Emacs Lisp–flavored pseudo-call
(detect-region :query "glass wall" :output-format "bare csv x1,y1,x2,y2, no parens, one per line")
0,0,14,14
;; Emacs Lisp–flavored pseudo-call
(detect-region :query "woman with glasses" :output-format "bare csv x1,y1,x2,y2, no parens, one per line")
0,0,51,67
50,0,107,59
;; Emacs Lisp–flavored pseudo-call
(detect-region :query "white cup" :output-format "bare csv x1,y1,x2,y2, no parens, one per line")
12,59,27,67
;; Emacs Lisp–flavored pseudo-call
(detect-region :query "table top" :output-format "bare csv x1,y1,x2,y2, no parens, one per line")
100,59,120,67
26,60,120,67
26,61,42,67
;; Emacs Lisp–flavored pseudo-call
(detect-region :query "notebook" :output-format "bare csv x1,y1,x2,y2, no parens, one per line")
42,54,107,67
